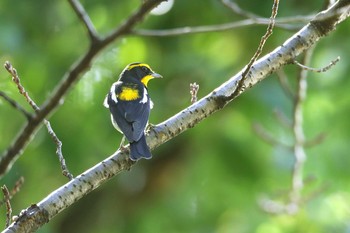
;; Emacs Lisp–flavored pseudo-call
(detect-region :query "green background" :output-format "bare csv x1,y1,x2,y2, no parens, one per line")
1,0,350,232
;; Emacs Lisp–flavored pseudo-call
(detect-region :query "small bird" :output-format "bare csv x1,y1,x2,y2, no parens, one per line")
104,63,162,161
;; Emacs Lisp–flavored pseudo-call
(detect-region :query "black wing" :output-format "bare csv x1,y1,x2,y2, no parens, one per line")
107,86,150,143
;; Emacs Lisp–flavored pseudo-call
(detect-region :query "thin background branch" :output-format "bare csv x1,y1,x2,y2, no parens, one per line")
231,0,279,98
0,177,24,208
67,0,99,42
0,0,166,178
4,62,73,180
293,56,340,72
4,62,39,112
1,185,12,228
0,91,31,120
289,47,314,208
259,45,340,215
134,0,314,37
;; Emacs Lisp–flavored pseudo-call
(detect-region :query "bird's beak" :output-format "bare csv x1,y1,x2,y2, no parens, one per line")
151,72,163,79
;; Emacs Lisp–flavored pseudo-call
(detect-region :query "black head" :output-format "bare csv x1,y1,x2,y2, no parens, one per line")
120,62,162,87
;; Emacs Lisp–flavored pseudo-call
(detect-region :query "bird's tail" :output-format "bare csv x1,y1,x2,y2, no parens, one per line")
130,134,152,161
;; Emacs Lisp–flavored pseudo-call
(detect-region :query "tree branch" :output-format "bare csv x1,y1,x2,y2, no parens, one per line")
3,1,350,232
133,0,315,37
3,62,73,180
0,177,24,208
222,0,265,19
231,0,279,99
0,91,31,120
1,185,12,228
289,47,314,208
132,16,312,36
4,62,39,112
67,0,99,42
0,0,166,178
276,69,296,100
293,56,340,72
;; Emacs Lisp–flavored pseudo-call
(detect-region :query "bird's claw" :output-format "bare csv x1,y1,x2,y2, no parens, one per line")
145,123,156,133
119,144,129,153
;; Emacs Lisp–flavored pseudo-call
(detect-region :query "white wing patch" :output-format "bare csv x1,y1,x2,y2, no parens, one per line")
140,88,154,109
103,95,109,108
104,81,122,108
140,87,148,104
110,82,120,104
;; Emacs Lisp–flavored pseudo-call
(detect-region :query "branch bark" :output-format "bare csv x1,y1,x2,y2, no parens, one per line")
3,0,350,232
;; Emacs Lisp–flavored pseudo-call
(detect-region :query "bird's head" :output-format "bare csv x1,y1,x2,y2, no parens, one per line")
121,62,162,87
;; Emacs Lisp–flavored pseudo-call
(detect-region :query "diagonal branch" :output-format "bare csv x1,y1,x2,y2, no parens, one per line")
67,0,99,42
1,185,12,228
133,0,315,37
231,0,279,99
4,62,73,180
0,91,31,120
276,69,295,99
3,1,350,232
293,56,340,72
0,0,166,178
132,16,312,36
4,62,40,112
222,0,261,19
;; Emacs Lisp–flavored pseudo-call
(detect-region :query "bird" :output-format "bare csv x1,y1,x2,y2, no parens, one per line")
103,63,162,161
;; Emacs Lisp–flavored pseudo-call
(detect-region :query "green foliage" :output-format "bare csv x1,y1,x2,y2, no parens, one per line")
1,0,350,232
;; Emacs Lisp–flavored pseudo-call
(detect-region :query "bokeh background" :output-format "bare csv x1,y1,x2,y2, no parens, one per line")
1,0,350,232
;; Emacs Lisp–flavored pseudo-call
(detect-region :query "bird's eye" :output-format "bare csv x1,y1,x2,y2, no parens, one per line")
141,66,149,73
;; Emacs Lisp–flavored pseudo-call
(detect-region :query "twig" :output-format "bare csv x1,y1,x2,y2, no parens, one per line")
253,123,292,149
44,120,73,180
4,61,73,180
10,176,24,198
259,196,299,215
190,83,199,104
276,69,295,99
133,3,314,37
293,56,340,73
4,62,39,112
0,176,24,208
304,132,327,148
231,0,279,99
0,91,31,120
289,48,314,205
260,48,340,214
222,0,260,19
302,183,330,204
67,0,99,42
1,185,12,228
289,52,341,205
273,109,292,129
261,49,315,215
0,0,166,178
133,16,310,37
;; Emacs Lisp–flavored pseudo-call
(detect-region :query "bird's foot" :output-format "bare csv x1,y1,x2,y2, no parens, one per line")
119,144,129,153
145,123,156,134
118,136,128,153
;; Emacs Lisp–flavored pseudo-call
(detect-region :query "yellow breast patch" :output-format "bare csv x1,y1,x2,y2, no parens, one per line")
118,87,140,101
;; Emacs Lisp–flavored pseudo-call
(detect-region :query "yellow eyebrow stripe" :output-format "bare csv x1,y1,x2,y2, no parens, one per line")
118,87,140,101
127,63,152,71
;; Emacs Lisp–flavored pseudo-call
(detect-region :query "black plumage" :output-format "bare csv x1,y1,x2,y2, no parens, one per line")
104,63,162,161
